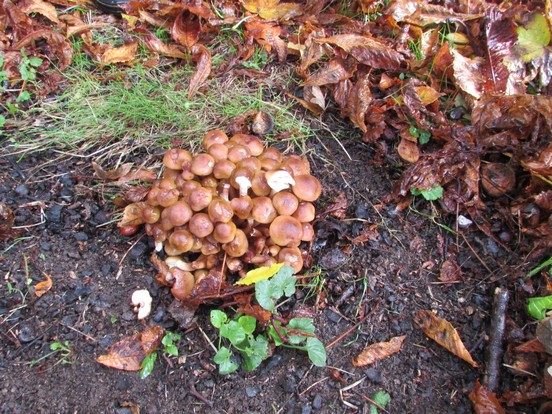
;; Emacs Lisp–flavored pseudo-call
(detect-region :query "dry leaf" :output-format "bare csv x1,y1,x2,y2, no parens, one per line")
468,380,505,414
352,335,406,367
243,0,302,20
414,86,442,106
414,310,478,368
172,10,200,50
0,202,16,240
101,42,138,65
141,32,187,59
97,326,164,371
34,273,52,298
188,45,211,99
21,0,60,24
303,58,353,87
92,162,133,180
398,139,420,163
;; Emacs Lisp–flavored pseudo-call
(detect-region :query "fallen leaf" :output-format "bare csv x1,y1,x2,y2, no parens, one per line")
327,191,348,219
302,57,353,87
101,42,138,65
0,203,16,240
514,12,551,63
34,273,52,297
414,310,479,368
236,263,284,285
439,259,462,283
172,10,200,50
188,45,211,99
92,162,133,180
468,380,505,414
21,0,60,24
97,326,164,371
243,0,302,20
514,338,548,353
414,86,442,106
352,335,406,367
141,32,187,59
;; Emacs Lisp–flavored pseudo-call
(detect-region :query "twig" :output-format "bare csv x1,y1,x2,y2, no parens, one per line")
326,299,381,349
483,287,509,393
62,324,97,342
298,377,329,396
355,392,390,414
115,233,145,280
189,382,213,407
196,325,217,353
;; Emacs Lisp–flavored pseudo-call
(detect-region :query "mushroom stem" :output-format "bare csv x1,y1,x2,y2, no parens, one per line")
220,183,231,202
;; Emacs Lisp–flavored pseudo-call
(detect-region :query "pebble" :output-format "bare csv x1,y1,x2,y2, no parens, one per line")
318,248,348,270
40,242,51,251
261,353,282,375
129,242,148,258
282,376,297,393
18,321,37,343
74,285,91,297
15,184,29,196
152,308,165,322
245,386,261,398
93,210,110,225
74,232,88,242
301,406,312,414
312,394,323,410
365,367,382,383
46,204,63,223
326,309,342,323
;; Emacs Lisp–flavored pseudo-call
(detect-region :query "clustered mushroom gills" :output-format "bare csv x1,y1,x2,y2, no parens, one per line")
119,130,321,302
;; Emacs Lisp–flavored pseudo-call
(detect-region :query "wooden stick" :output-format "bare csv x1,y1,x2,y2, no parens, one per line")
326,299,381,349
483,287,509,393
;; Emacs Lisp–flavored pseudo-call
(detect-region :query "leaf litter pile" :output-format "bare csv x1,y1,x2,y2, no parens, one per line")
1,0,552,412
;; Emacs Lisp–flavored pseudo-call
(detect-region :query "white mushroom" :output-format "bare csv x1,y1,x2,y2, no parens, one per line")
266,170,296,193
165,256,194,271
131,289,152,320
235,175,253,197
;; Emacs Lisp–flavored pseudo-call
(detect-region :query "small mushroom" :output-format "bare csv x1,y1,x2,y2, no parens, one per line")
292,201,316,222
291,174,322,202
161,200,193,228
278,246,304,273
266,169,296,193
163,148,192,170
188,186,214,212
251,196,278,224
207,143,229,161
202,129,229,149
223,229,249,257
272,191,299,216
269,215,303,247
188,213,214,238
191,153,215,176
170,268,195,301
131,289,152,320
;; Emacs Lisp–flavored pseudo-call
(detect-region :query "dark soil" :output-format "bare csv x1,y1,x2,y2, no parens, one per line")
0,122,538,413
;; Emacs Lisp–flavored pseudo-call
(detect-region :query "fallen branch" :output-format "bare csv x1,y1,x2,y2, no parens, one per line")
483,287,509,393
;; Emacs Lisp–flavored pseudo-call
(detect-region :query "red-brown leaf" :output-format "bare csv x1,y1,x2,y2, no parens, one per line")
188,45,211,99
414,310,479,368
101,42,138,65
172,10,200,50
0,203,16,241
352,335,406,367
468,380,505,414
34,273,52,298
141,32,187,59
316,34,403,70
97,326,164,371
303,57,353,87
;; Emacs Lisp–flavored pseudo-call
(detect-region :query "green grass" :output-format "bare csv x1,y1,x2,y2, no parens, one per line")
6,63,314,162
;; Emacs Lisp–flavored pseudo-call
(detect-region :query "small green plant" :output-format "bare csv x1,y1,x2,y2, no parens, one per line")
241,47,269,71
410,185,443,201
140,331,181,379
409,125,431,145
210,265,326,375
29,340,75,367
369,391,391,414
527,294,552,320
16,49,43,102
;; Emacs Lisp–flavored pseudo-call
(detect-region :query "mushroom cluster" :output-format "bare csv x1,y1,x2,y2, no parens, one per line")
119,130,321,301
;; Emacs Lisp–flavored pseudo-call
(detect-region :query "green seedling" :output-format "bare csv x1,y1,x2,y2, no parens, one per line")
409,125,431,145
410,185,443,201
210,265,326,375
241,47,269,71
15,49,43,102
527,295,552,320
524,256,552,280
369,391,391,414
29,340,75,367
140,331,181,379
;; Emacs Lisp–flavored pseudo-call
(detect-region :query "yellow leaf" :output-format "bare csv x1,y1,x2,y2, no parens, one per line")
243,0,302,20
414,86,442,106
34,273,52,298
101,42,138,65
235,263,284,285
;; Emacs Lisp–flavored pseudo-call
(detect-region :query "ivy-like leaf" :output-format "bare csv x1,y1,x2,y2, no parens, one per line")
220,320,246,346
306,337,326,367
410,185,443,201
238,315,257,335
255,279,277,311
140,352,157,379
369,391,391,414
210,309,228,328
272,267,297,297
241,335,269,371
288,318,315,344
214,347,238,375
527,295,552,320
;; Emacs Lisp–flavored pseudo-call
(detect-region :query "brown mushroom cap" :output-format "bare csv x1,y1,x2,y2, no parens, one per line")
229,134,264,156
272,191,299,216
213,221,237,244
300,222,315,242
191,154,215,176
163,148,192,170
223,229,249,257
251,197,278,224
208,197,234,223
280,155,311,176
227,144,251,164
238,157,262,172
170,268,195,300
251,170,271,196
202,129,229,150
141,204,161,224
161,200,193,228
278,246,304,273
207,143,229,162
168,229,195,253
188,213,214,238
291,174,322,202
230,196,253,220
292,201,316,223
213,159,236,180
188,186,213,212
156,188,180,207
269,215,303,247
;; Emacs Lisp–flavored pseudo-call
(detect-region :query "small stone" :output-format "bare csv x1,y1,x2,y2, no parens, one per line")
129,242,148,258
40,242,51,251
282,376,296,393
312,394,323,410
326,309,342,323
74,232,88,242
318,248,348,270
46,204,63,223
365,367,382,383
15,184,29,196
18,322,37,343
301,406,312,414
74,285,91,297
245,386,261,398
152,308,165,323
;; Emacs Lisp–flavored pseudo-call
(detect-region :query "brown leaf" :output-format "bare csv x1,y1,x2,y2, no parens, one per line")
92,161,134,180
316,34,403,70
451,49,486,99
244,20,287,62
414,86,442,106
414,310,479,368
352,335,406,367
303,57,353,87
439,259,462,283
243,0,303,20
34,273,52,298
327,191,348,219
97,326,164,371
141,32,187,59
388,0,482,27
397,139,420,163
188,45,211,99
172,10,200,50
468,380,505,414
119,202,147,227
21,0,60,24
287,92,324,116
101,42,138,65
0,202,16,240
345,71,372,132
